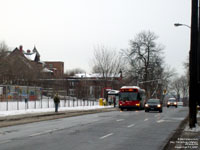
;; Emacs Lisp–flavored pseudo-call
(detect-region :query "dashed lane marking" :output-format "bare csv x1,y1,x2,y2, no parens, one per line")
99,133,114,139
0,140,11,144
157,118,184,123
127,124,135,128
144,118,149,121
157,120,165,123
116,119,124,122
30,128,60,137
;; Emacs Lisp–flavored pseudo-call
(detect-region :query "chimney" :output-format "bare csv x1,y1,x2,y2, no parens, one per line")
19,45,23,53
27,50,31,53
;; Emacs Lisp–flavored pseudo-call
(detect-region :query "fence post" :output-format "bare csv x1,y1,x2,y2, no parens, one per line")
6,99,8,111
6,86,8,111
40,95,42,109
17,98,19,110
64,96,66,107
48,96,49,108
35,100,36,109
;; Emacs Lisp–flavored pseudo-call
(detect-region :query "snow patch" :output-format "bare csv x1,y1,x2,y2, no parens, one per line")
197,111,200,118
0,106,112,117
184,124,200,132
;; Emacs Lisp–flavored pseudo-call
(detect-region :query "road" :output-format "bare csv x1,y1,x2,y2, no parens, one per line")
0,107,188,150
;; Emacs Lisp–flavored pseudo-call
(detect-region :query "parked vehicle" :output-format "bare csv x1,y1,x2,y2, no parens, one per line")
177,102,183,107
145,99,162,113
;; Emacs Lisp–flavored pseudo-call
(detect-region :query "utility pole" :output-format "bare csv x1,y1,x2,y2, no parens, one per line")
189,0,198,128
198,1,200,84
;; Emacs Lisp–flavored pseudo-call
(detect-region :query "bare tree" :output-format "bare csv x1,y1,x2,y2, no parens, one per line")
65,68,86,76
179,75,189,98
121,31,174,99
0,41,10,56
170,75,189,100
91,45,124,81
0,41,11,84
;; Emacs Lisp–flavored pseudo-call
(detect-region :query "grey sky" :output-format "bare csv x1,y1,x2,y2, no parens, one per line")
0,0,190,75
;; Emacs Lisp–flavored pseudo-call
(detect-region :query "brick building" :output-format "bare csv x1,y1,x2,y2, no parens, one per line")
44,61,64,78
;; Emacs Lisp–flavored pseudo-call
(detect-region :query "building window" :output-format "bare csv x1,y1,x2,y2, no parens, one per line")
49,64,53,68
69,89,75,96
70,82,75,87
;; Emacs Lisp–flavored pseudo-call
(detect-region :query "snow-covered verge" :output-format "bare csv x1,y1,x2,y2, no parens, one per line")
0,99,111,117
0,105,112,117
0,99,98,111
184,111,200,132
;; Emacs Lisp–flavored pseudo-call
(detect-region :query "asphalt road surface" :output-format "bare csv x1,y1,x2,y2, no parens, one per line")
0,107,188,150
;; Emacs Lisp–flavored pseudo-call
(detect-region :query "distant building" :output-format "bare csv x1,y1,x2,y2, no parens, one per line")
44,61,64,78
62,73,122,99
4,45,63,82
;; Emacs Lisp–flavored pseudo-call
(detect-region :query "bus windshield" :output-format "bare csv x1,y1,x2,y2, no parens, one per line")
120,92,138,101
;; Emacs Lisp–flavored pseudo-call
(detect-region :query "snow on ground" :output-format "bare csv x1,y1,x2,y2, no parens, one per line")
184,111,200,132
0,105,112,117
184,124,200,132
0,98,112,117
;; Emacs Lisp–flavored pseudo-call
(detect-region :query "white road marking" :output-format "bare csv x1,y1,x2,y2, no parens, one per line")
157,120,165,123
30,128,60,137
171,117,185,120
154,114,159,117
144,118,149,121
157,119,183,123
0,140,11,144
99,133,113,139
30,132,44,137
127,124,135,128
116,119,124,122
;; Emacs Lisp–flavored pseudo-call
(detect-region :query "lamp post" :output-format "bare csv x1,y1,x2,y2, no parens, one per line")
174,0,198,129
174,0,198,128
174,23,191,28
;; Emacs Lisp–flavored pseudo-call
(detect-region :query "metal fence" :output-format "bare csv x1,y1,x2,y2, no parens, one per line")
0,97,99,111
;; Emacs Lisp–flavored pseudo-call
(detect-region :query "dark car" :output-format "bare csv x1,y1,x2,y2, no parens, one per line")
167,98,177,108
145,99,162,113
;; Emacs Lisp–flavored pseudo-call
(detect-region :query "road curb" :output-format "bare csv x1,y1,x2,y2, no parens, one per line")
0,108,117,128
162,116,189,150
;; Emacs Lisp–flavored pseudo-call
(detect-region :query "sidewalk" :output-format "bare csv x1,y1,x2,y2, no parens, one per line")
0,106,116,128
163,111,200,150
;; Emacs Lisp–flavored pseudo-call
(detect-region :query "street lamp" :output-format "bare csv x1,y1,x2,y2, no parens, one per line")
174,23,191,29
174,21,198,128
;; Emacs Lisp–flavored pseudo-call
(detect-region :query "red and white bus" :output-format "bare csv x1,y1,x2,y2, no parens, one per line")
119,86,146,110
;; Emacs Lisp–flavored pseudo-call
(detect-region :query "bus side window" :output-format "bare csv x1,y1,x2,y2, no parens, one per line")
138,94,141,100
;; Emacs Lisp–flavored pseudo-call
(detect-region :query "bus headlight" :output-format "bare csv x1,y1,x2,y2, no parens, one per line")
145,104,149,107
157,104,161,108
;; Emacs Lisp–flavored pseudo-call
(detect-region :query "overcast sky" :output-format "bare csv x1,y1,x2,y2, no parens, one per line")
0,0,190,75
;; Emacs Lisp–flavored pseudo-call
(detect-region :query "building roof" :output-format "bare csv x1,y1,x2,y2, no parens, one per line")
23,46,40,62
42,67,53,73
74,73,121,78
